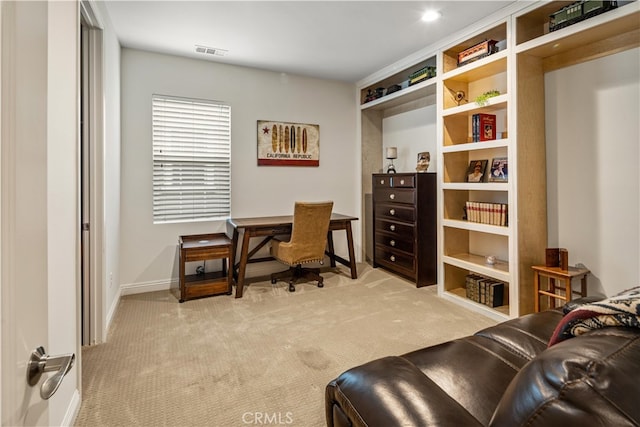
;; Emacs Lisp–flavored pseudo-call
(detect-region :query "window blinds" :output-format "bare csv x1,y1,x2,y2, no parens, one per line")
152,95,231,223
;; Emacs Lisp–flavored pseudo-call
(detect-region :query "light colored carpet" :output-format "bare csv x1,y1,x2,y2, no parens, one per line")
75,264,497,426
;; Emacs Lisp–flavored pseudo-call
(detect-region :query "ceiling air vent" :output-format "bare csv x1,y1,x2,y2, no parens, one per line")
195,45,228,57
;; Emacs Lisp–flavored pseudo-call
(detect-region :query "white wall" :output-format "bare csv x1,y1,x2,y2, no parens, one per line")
382,104,438,174
119,49,357,289
545,47,640,297
94,0,122,336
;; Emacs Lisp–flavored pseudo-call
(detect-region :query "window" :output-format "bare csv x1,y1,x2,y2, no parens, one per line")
152,95,231,223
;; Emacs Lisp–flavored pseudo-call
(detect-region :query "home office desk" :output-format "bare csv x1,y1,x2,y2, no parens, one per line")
227,213,358,298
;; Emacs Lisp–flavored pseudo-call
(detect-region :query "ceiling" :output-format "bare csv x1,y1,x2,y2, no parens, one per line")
103,1,519,83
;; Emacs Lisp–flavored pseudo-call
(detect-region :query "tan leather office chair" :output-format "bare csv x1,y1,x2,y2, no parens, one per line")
270,201,334,292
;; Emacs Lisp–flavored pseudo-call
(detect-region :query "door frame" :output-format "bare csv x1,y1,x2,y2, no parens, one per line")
80,0,105,345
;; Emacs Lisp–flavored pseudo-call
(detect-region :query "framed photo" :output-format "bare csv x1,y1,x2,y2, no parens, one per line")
466,159,488,182
257,120,320,166
488,157,508,182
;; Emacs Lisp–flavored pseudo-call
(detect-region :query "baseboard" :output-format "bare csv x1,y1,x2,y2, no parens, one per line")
105,286,121,340
118,262,286,297
120,278,176,296
63,388,81,426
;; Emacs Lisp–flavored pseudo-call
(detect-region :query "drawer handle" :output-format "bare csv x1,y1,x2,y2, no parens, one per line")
400,179,405,185
389,209,395,216
390,240,396,247
390,255,396,262
389,193,395,200
389,225,396,231
380,179,385,185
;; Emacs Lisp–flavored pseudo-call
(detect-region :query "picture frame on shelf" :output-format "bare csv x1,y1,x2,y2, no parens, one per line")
488,157,508,182
466,159,488,183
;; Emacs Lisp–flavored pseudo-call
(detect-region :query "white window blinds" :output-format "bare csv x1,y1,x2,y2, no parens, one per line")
152,95,231,223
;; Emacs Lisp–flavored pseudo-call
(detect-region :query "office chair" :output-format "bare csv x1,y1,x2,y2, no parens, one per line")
270,201,334,292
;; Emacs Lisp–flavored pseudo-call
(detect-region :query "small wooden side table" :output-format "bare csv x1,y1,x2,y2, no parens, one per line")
178,233,233,303
532,265,589,312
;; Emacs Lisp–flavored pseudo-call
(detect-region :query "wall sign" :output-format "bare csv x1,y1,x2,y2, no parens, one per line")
257,120,320,166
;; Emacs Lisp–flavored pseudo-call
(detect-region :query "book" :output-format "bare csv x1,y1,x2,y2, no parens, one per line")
477,114,496,141
486,282,504,307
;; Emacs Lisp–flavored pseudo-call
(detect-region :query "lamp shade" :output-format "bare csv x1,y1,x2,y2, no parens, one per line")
386,147,398,159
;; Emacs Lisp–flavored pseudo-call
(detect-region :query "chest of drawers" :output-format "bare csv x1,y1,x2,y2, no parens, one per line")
372,173,436,287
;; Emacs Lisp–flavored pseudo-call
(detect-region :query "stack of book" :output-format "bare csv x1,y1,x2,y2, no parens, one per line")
465,274,504,307
472,113,496,142
465,201,507,226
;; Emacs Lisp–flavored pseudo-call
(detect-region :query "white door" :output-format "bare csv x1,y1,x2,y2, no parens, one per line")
1,1,81,425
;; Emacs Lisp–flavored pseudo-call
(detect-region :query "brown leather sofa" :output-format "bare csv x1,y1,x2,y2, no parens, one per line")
325,300,640,426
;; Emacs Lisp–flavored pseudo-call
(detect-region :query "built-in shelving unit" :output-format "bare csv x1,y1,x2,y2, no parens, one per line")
358,0,639,320
439,19,513,320
360,56,438,265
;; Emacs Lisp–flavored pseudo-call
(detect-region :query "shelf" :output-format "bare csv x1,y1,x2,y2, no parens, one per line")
443,218,509,236
442,50,508,82
443,94,508,117
443,22,508,74
443,253,510,282
442,288,510,321
361,78,437,111
442,138,509,153
516,2,640,71
442,182,508,191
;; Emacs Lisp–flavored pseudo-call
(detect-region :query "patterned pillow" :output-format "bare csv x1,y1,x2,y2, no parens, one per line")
548,285,640,347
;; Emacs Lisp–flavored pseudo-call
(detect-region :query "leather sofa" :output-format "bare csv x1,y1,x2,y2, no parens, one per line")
325,299,640,426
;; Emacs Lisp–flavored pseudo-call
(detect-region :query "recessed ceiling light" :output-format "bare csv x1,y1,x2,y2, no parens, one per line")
422,10,441,22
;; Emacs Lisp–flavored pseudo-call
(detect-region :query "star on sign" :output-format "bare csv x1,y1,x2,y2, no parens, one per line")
262,127,270,135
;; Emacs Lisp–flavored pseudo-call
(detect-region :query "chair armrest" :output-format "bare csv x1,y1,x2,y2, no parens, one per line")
325,356,482,427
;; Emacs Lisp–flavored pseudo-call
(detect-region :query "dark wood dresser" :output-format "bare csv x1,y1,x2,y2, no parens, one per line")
372,173,437,287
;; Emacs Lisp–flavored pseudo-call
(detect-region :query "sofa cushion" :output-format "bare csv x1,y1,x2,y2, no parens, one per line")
489,328,640,426
475,310,563,359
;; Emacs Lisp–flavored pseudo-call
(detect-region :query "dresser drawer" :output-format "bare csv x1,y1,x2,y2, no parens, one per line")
375,246,415,273
373,188,415,204
375,203,415,223
375,232,414,254
392,174,415,188
375,219,415,238
373,175,392,188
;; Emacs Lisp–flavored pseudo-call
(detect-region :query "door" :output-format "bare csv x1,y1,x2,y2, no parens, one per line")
1,1,80,425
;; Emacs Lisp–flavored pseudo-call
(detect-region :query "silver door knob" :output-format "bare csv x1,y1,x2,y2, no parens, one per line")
389,224,396,231
400,179,405,185
389,193,395,200
27,346,75,400
389,209,395,215
390,255,396,262
390,240,396,246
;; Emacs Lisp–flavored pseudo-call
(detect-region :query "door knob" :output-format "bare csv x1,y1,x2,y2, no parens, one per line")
27,346,75,400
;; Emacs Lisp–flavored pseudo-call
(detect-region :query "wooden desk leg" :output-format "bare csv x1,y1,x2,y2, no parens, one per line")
549,277,557,308
235,230,252,298
534,271,540,312
326,231,336,268
230,228,239,282
565,277,572,304
179,248,185,303
580,274,588,297
225,257,233,295
345,221,357,279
